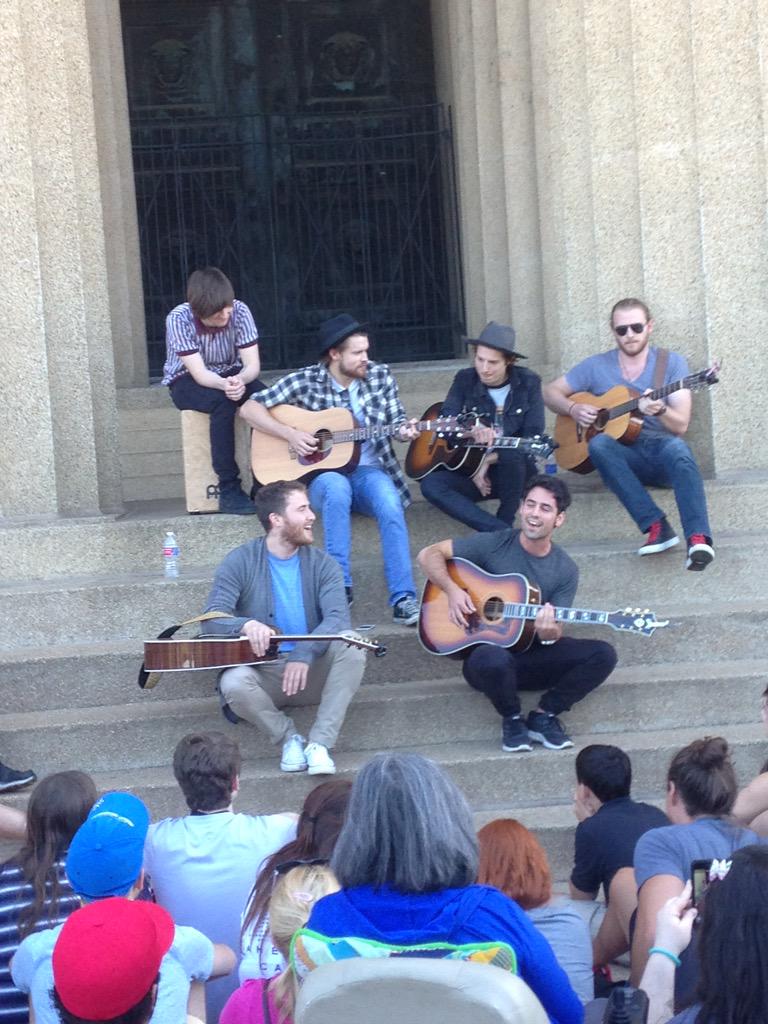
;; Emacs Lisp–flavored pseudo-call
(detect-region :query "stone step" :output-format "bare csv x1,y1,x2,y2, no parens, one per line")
2,472,762,581
0,660,761,778
0,532,757,649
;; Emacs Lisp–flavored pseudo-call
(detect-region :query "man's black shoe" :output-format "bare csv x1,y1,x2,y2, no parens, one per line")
0,761,37,792
501,715,533,752
526,711,574,750
219,488,257,515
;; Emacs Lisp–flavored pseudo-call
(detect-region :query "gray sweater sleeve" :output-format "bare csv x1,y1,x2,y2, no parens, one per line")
203,543,266,635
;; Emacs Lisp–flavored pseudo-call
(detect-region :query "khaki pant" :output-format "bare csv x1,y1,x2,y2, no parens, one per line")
219,641,366,748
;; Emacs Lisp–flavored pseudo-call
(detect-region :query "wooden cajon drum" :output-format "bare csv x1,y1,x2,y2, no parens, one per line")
181,410,253,513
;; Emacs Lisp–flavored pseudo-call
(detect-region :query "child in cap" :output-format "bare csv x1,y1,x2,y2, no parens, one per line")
11,792,235,1024
51,898,173,1024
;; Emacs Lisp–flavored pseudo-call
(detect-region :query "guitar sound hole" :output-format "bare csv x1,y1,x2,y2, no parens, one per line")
315,430,333,454
483,597,504,623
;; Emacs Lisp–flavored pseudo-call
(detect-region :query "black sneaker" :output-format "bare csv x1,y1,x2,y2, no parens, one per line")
686,534,715,571
502,715,533,752
526,711,574,750
219,488,257,515
0,762,37,792
638,517,679,556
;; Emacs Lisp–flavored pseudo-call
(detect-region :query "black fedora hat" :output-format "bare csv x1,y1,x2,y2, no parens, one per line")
317,314,367,356
465,321,526,359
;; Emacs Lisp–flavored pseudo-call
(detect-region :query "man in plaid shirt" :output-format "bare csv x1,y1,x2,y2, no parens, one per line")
241,314,421,625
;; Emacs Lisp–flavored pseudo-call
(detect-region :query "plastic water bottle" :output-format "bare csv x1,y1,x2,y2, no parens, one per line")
163,531,180,578
545,452,558,475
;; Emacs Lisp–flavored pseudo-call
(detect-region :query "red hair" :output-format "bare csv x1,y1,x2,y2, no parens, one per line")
476,819,552,910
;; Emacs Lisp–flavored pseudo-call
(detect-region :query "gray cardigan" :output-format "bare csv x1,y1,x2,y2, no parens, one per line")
204,538,349,664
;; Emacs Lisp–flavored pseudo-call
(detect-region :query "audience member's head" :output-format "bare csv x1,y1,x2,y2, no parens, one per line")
476,819,552,910
575,744,632,805
172,731,241,813
253,480,308,533
268,864,340,1019
52,898,173,1024
331,752,478,893
522,474,572,514
693,844,768,1024
666,736,737,822
66,792,149,901
15,771,97,938
241,780,352,950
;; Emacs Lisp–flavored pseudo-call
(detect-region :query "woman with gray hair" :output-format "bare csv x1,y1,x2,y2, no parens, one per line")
304,753,582,1024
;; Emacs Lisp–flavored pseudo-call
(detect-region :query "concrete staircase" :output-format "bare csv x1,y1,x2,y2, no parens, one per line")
1,364,763,879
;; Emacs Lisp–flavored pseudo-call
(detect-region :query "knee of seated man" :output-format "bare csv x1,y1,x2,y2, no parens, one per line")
662,435,697,466
587,432,620,457
311,472,353,505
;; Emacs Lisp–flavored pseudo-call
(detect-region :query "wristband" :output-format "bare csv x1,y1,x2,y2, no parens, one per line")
648,946,681,967
568,402,576,417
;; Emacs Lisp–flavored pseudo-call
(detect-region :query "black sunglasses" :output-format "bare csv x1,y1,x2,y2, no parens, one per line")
274,857,329,876
614,323,647,337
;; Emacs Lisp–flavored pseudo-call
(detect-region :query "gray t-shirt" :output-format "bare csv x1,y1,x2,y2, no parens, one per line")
527,901,593,1004
452,529,578,607
634,817,760,890
564,347,689,435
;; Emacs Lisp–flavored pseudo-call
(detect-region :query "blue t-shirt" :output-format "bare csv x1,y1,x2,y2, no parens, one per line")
268,551,308,653
565,347,689,435
331,377,379,466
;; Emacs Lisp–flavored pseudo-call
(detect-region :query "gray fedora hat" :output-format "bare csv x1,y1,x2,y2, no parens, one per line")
465,321,526,359
317,314,367,356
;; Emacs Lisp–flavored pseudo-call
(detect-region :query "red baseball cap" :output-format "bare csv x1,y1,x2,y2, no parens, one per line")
53,898,175,1021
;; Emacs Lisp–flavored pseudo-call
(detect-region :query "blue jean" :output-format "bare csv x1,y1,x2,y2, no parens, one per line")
308,466,416,605
588,431,711,538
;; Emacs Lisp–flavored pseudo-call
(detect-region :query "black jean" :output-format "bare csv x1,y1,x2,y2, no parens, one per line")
462,637,617,718
420,450,530,532
169,372,264,489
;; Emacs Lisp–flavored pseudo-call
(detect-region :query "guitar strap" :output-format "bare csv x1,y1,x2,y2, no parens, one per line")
652,348,670,391
137,611,231,690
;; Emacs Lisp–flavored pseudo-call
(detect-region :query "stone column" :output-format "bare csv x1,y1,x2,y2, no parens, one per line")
0,0,124,519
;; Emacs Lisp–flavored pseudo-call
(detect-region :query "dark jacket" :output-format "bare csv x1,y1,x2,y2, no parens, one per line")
440,365,545,438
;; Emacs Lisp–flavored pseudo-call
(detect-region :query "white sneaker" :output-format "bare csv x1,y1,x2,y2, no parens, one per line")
280,733,308,773
305,742,336,775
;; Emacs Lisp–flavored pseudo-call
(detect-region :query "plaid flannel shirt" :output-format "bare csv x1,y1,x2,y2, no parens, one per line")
251,361,412,508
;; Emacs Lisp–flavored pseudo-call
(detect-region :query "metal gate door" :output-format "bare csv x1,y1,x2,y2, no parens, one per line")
131,104,464,375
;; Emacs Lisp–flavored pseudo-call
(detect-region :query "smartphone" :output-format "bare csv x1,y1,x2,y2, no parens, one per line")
691,858,713,907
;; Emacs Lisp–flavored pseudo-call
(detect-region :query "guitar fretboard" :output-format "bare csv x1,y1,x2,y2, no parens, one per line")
330,417,463,443
503,603,609,625
608,369,713,421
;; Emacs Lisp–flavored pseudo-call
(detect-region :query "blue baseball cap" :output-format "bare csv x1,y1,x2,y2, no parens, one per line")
66,792,150,900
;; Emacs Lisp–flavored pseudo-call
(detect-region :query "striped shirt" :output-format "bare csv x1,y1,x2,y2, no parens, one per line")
250,362,412,507
0,858,80,1024
162,299,259,386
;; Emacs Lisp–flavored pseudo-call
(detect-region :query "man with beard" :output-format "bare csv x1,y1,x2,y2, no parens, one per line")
418,475,616,752
543,298,714,571
204,480,365,775
240,314,420,624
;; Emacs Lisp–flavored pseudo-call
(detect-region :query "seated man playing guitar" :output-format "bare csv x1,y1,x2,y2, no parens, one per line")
418,322,546,531
543,297,715,571
203,480,366,776
241,314,421,625
417,475,616,752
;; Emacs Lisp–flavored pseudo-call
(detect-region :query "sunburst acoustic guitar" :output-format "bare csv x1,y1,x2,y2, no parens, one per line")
554,363,720,474
418,558,669,656
405,402,556,480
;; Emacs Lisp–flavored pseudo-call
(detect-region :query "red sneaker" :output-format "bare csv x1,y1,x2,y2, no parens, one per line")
638,518,679,556
687,534,714,571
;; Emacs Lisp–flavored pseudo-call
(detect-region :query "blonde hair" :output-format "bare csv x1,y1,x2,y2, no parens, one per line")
268,864,339,1020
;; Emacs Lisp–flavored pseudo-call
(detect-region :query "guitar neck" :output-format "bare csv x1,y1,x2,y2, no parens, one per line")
465,436,527,451
503,603,609,627
329,417,459,445
609,372,703,421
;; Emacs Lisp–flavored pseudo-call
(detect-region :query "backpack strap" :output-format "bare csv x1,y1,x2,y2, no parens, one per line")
652,347,670,392
137,611,232,690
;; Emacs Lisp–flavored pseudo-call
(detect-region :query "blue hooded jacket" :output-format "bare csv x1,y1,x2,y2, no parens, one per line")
307,883,583,1024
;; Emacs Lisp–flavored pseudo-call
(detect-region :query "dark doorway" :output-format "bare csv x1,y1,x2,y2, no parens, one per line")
120,0,465,376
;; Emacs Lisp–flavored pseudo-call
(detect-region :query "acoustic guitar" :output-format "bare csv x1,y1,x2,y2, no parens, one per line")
144,632,386,672
418,558,669,656
250,405,474,486
405,402,556,480
554,363,720,473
